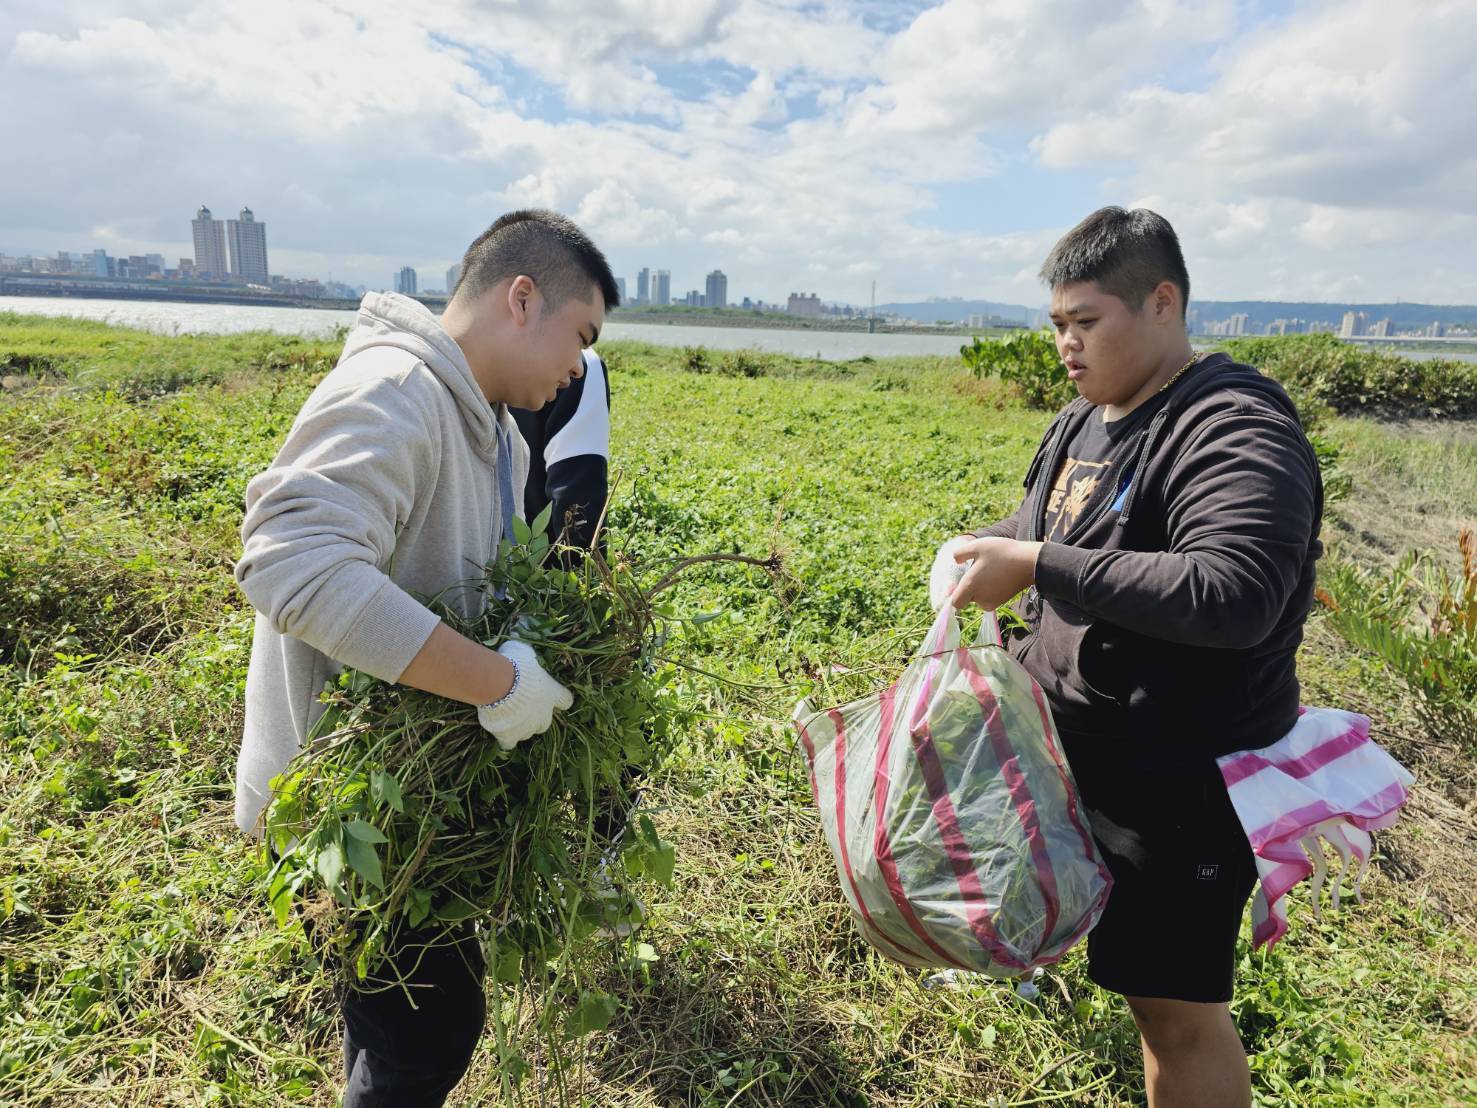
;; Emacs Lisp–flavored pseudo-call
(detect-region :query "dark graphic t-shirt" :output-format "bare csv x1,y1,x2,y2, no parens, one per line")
1041,395,1168,542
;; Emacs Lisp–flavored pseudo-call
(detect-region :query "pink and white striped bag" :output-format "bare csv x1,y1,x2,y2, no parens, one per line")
793,607,1112,977
1217,706,1414,949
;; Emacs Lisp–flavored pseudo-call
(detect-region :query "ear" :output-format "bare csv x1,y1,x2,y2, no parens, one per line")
506,275,536,326
1152,280,1180,322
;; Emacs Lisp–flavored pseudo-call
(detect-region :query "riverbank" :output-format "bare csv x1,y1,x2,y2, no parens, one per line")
5,292,1477,366
0,299,997,360
607,305,1011,336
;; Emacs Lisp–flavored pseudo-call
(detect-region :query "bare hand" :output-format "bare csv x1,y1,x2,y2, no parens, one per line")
951,537,1043,610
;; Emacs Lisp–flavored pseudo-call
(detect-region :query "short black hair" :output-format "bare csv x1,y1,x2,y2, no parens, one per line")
454,209,620,311
1039,207,1190,317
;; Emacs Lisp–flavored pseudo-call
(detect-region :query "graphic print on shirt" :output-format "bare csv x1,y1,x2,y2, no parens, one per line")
1042,458,1111,542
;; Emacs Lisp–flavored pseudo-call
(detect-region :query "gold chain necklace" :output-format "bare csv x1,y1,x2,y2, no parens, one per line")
1157,351,1203,394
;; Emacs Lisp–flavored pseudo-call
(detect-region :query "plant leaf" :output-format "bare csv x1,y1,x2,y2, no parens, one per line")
564,989,619,1039
314,839,345,889
434,894,482,923
345,835,384,889
406,887,432,927
531,501,553,539
369,770,404,813
647,840,676,887
343,819,389,844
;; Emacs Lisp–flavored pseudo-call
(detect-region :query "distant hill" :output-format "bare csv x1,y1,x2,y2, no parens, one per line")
875,298,1033,325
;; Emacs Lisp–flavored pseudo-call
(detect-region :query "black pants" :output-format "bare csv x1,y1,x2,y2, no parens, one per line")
1070,756,1257,1003
333,923,488,1106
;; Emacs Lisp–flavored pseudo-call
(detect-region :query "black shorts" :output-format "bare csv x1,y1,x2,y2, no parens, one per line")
1070,755,1257,1004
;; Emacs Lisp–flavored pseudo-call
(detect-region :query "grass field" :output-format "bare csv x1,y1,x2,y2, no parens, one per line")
1,314,1474,1106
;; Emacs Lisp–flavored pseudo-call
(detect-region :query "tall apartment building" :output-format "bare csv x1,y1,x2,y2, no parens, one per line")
652,269,671,306
191,206,228,280
788,292,821,317
446,263,462,295
705,269,727,310
395,266,418,295
636,267,650,305
226,207,270,284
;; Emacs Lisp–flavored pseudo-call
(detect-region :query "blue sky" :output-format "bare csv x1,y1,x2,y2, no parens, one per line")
2,0,1473,306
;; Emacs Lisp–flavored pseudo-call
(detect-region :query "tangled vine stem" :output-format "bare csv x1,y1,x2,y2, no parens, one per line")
645,552,784,599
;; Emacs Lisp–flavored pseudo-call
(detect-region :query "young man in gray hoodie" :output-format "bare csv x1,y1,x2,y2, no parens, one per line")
234,210,620,1105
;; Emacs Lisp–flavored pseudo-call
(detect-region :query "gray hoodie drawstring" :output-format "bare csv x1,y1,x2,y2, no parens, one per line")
490,417,519,599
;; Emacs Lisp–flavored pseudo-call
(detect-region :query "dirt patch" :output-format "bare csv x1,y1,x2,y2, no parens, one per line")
1327,496,1475,575
1375,781,1477,938
0,351,64,380
1325,418,1477,574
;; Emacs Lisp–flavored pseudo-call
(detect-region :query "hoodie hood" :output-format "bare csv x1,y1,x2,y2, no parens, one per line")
1020,350,1314,536
1168,350,1302,424
340,291,513,466
1048,351,1302,433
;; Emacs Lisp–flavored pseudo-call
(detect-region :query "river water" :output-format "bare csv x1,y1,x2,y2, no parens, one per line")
0,295,972,360
3,294,1475,364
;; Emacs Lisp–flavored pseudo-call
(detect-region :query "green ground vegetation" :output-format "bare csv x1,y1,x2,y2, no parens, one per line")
0,317,1473,1105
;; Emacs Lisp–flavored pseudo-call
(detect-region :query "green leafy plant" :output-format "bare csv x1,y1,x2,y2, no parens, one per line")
262,504,778,1088
681,345,711,374
960,330,1074,410
1318,528,1477,748
718,349,765,378
1223,333,1477,419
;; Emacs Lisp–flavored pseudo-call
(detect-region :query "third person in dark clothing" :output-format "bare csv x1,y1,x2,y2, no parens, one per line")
511,347,610,552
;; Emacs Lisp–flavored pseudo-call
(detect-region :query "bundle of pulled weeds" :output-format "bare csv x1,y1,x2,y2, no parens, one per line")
262,507,778,989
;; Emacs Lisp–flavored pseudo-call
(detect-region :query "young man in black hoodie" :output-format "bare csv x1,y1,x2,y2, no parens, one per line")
938,207,1322,1107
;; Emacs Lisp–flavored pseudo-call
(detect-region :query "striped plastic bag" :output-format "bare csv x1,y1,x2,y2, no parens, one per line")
793,606,1111,977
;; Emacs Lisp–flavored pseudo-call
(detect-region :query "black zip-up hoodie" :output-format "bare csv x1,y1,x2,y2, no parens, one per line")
979,352,1323,769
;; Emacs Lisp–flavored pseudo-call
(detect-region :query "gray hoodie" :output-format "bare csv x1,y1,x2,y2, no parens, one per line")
233,292,529,834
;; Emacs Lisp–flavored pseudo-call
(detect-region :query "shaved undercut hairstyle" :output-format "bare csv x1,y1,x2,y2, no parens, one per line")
454,209,621,311
1039,206,1190,318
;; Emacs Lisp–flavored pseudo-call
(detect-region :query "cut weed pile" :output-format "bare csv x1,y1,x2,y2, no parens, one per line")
0,314,1474,1105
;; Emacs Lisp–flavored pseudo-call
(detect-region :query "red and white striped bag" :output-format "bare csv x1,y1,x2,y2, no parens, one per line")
1217,706,1414,949
793,606,1111,977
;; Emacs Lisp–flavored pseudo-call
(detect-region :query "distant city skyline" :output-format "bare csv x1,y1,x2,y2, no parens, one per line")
7,233,1474,338
5,212,1475,338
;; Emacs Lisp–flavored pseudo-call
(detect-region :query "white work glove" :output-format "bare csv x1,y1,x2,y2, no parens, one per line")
928,535,975,610
477,639,575,751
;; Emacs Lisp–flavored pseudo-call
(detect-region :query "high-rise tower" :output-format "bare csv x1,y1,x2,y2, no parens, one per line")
705,269,727,310
191,206,228,280
226,207,269,284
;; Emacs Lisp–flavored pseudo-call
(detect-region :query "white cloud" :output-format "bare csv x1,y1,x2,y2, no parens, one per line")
1030,0,1477,299
846,0,1235,137
0,0,1472,304
574,180,682,245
